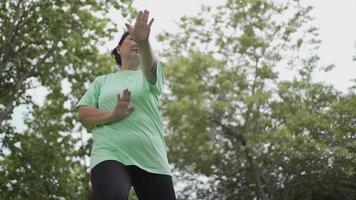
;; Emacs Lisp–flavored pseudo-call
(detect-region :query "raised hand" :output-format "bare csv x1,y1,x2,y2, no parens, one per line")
111,88,134,121
125,10,154,45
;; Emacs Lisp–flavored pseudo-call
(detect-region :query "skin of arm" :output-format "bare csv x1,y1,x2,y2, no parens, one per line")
78,106,116,126
138,40,157,84
126,10,157,84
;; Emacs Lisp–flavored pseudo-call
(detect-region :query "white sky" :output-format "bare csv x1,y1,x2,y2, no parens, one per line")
306,0,356,92
9,0,356,131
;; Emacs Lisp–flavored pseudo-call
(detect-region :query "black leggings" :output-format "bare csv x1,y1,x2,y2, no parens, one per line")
90,160,176,200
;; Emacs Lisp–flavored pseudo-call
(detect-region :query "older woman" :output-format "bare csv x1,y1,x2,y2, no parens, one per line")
76,10,176,200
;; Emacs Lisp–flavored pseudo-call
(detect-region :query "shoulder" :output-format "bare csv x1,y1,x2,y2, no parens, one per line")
94,72,115,83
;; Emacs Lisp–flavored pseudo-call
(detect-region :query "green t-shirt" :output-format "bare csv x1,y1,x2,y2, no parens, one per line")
75,62,171,176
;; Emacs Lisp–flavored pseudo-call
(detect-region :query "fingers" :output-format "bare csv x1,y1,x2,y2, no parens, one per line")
124,89,131,103
118,89,131,103
114,89,134,120
134,9,152,25
143,10,148,23
122,89,128,102
136,10,142,22
127,106,135,114
126,89,131,103
148,18,154,27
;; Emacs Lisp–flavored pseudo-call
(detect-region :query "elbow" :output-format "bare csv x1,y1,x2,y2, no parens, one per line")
77,113,81,122
77,107,93,126
77,112,84,123
77,113,90,126
77,108,86,124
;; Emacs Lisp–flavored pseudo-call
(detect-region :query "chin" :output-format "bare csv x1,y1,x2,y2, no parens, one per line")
130,52,139,57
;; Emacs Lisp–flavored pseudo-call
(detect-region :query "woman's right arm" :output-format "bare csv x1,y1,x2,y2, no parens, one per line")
78,88,134,126
78,106,116,126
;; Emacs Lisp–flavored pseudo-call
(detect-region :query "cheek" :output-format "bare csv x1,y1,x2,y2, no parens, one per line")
120,46,130,54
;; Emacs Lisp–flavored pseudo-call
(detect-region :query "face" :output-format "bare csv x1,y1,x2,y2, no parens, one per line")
117,35,139,61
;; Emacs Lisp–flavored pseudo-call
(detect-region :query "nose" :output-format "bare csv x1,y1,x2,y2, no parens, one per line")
131,41,138,47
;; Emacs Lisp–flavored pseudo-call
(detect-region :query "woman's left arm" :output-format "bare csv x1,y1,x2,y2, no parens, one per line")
125,10,157,84
138,40,157,84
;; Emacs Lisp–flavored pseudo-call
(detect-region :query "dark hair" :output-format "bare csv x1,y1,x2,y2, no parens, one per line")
111,31,130,66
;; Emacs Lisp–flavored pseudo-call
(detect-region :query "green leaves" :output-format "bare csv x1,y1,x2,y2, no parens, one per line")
158,0,355,199
0,0,132,198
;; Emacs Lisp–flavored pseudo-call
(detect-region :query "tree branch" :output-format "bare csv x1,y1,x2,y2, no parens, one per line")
0,49,54,124
0,71,33,124
213,118,268,200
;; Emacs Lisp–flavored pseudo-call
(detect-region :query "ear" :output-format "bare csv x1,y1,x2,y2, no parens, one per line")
116,46,120,54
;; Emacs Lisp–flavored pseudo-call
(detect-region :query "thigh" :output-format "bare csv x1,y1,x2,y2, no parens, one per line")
91,160,132,200
131,166,176,200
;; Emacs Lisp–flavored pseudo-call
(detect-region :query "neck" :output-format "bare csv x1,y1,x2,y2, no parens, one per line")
120,58,140,71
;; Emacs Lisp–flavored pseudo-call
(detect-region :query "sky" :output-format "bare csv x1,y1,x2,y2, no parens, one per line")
10,0,356,131
305,0,356,92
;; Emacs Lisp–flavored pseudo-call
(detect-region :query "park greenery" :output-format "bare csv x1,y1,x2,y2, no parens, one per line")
1,0,355,199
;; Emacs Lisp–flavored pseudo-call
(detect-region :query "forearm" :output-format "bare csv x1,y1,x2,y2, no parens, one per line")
78,106,115,126
139,41,156,82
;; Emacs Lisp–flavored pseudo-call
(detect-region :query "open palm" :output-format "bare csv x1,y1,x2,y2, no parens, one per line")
125,10,154,44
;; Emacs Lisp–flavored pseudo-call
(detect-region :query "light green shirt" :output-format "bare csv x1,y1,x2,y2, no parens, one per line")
76,62,172,176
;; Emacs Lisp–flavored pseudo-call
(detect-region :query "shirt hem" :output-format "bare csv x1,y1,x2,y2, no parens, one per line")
90,157,173,176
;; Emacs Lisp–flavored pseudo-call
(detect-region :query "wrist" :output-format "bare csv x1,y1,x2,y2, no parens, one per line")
138,40,150,49
107,111,117,122
109,110,126,122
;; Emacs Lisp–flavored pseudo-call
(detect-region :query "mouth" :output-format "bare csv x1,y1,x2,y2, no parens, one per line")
132,47,139,53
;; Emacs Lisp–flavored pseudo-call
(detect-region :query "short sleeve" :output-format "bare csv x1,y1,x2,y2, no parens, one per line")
146,60,165,96
75,76,102,109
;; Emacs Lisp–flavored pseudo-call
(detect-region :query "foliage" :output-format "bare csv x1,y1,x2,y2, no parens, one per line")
158,0,356,199
0,0,135,198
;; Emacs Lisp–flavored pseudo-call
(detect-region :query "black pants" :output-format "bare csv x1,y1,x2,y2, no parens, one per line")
90,160,177,200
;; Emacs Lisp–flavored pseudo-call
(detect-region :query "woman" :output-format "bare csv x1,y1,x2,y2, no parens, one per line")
76,10,176,200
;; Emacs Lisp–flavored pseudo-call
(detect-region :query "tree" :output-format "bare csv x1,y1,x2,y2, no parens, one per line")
158,0,355,199
0,90,89,199
0,0,135,198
